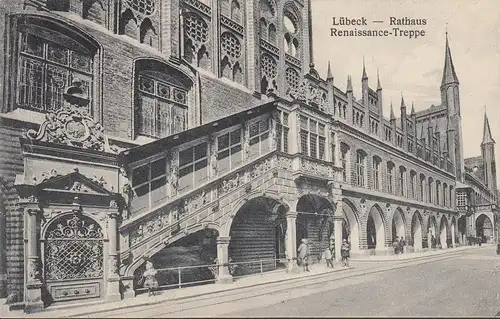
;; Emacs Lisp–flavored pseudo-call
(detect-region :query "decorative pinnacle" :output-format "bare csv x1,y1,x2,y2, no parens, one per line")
377,68,382,91
327,61,333,80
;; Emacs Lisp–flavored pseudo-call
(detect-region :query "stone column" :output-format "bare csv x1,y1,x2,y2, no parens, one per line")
285,212,299,273
333,216,343,262
451,222,456,248
107,211,121,301
25,208,43,313
216,236,233,284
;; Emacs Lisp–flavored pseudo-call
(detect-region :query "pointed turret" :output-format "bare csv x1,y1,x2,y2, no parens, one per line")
362,57,368,80
441,33,459,87
411,102,416,115
482,109,495,144
377,69,382,91
390,102,395,120
326,61,333,81
400,94,406,109
346,75,353,93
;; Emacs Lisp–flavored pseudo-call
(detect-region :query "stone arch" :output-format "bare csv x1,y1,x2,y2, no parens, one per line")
139,17,158,48
392,207,406,241
119,8,138,38
230,0,242,24
427,215,438,248
341,198,360,252
82,0,107,26
476,213,494,243
366,204,387,251
411,211,423,250
440,215,449,248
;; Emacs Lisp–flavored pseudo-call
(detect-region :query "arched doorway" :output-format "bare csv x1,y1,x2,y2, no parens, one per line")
476,214,494,243
296,194,334,263
341,199,360,252
427,216,437,248
367,205,386,251
440,216,448,248
392,208,406,242
411,211,423,250
134,228,220,292
458,215,467,245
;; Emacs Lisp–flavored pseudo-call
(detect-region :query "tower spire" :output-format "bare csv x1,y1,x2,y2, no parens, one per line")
441,31,459,87
377,68,382,91
326,61,333,80
362,57,368,80
390,101,395,120
400,93,406,108
411,102,416,115
346,75,353,92
482,107,495,144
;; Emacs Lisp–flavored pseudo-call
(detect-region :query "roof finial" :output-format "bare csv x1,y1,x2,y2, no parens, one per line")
362,56,367,80
377,68,382,91
326,61,333,80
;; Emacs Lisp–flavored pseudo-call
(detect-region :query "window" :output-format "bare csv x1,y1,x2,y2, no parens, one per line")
178,142,208,193
410,171,416,199
17,28,93,112
408,140,414,153
399,166,406,196
277,111,290,153
218,129,242,175
428,178,433,204
372,156,381,191
449,186,453,207
137,75,188,138
340,143,349,182
300,116,326,160
419,175,425,201
443,183,448,207
283,11,299,57
356,151,365,187
387,162,394,194
436,181,441,206
249,118,270,159
131,156,168,213
457,192,466,206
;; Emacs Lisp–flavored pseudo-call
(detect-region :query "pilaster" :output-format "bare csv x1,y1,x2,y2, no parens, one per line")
216,236,233,283
24,207,43,313
285,211,299,273
107,211,121,301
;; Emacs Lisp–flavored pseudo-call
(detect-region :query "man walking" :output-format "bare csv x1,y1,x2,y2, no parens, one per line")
341,239,351,267
298,238,310,272
399,237,406,254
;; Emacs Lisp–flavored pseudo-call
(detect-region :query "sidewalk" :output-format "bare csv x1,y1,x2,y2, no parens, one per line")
2,244,491,318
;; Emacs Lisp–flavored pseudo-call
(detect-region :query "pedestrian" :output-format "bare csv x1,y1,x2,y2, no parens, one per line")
341,239,351,267
399,237,406,254
143,261,159,297
393,237,400,256
297,238,310,272
324,247,333,268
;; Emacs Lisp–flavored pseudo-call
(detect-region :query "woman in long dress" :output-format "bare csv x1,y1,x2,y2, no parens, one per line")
143,261,159,296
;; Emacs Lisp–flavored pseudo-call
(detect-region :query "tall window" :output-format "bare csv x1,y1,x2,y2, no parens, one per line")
428,177,433,204
419,175,425,201
300,116,326,160
276,111,289,153
17,28,93,112
131,156,168,213
410,171,416,199
340,143,349,182
372,156,381,191
399,166,406,196
330,132,336,165
137,74,188,138
457,192,466,206
387,162,395,194
218,129,242,175
248,118,270,159
449,186,453,207
178,142,208,193
436,181,441,206
356,151,366,187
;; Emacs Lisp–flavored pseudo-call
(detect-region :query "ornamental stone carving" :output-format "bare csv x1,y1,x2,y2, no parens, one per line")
301,159,332,177
277,156,292,170
25,79,113,153
108,255,119,276
27,258,42,282
287,80,328,109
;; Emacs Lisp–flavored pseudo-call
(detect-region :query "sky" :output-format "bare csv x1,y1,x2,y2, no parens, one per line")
310,0,500,189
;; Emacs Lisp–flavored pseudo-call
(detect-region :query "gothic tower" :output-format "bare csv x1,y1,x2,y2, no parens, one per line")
441,33,465,181
481,110,497,191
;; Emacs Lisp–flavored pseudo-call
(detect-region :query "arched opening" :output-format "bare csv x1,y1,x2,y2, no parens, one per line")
341,199,360,252
296,194,334,264
457,215,467,245
440,216,448,248
140,18,158,48
392,208,406,242
367,205,386,251
427,216,437,248
476,214,494,243
119,9,138,39
229,197,286,276
411,211,423,250
133,228,219,293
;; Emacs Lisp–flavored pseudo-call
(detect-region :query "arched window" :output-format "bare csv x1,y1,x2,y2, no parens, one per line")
410,170,417,199
372,156,381,191
340,143,350,183
428,177,434,204
260,0,276,43
443,183,448,206
356,150,366,187
419,174,426,201
436,180,441,206
134,60,192,138
399,166,407,196
283,10,299,57
387,162,395,194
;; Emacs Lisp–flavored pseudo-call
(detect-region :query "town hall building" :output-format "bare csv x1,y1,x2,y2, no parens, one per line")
0,0,497,313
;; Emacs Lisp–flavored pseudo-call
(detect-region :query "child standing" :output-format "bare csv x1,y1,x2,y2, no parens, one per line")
324,247,333,268
341,239,351,267
143,261,159,297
